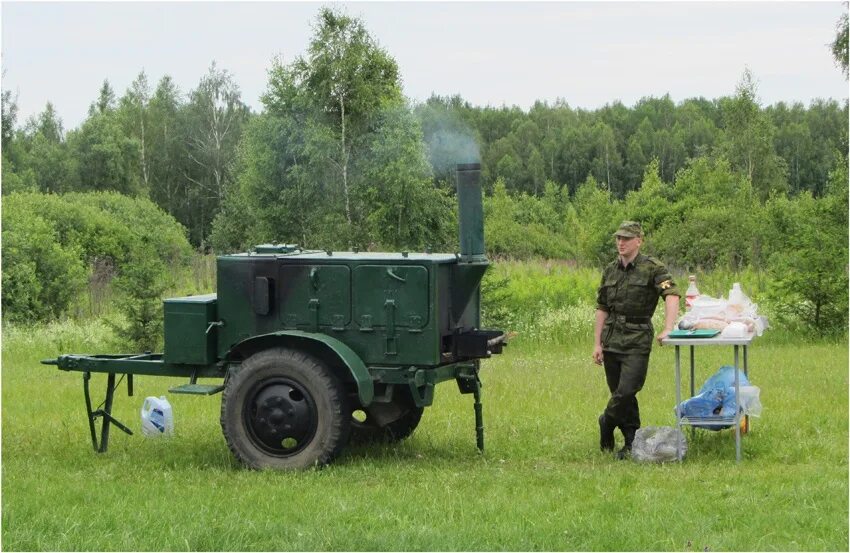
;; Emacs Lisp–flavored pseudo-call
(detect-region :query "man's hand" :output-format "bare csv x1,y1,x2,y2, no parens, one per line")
658,294,680,346
592,344,604,365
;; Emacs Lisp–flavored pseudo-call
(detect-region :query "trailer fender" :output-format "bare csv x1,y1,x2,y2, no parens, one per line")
226,330,373,406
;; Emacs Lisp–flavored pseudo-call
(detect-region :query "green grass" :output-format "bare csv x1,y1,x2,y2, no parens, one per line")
2,321,847,550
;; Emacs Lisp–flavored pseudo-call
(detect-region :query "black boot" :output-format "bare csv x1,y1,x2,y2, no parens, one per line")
616,427,636,460
599,415,615,451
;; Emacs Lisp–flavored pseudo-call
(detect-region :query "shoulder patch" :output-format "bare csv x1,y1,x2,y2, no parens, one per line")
653,272,673,284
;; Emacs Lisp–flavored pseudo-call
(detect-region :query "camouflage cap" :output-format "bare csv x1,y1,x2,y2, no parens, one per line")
614,221,643,238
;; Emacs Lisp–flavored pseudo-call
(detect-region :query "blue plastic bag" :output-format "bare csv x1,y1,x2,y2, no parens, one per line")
698,365,751,394
677,366,750,430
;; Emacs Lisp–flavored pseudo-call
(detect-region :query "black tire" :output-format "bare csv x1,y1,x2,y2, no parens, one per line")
220,347,350,470
350,388,424,444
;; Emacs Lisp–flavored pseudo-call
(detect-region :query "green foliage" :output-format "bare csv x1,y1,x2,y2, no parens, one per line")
144,76,186,220
1,192,192,324
213,7,449,252
359,105,456,251
181,63,252,246
67,110,142,195
571,175,623,265
717,69,788,201
1,204,87,323
653,157,761,270
479,268,512,329
63,191,193,265
108,244,170,352
765,163,849,335
484,260,600,340
483,179,574,259
831,11,849,79
2,102,77,195
622,159,673,238
1,89,18,151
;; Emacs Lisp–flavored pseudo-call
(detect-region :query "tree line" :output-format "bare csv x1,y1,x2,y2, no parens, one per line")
2,63,251,247
1,7,847,334
3,9,848,251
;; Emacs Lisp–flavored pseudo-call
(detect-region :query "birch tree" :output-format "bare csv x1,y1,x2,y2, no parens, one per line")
118,71,152,192
214,7,448,252
183,63,250,246
718,69,787,201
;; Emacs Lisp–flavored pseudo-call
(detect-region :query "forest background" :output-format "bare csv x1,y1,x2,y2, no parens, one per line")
1,7,848,344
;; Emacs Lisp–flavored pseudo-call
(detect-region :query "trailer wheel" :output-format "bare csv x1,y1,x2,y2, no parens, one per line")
220,347,350,470
350,388,424,443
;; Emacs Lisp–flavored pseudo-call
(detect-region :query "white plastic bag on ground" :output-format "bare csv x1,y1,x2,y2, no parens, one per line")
632,426,687,463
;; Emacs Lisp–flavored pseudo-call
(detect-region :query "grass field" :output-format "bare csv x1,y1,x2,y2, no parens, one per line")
2,321,847,551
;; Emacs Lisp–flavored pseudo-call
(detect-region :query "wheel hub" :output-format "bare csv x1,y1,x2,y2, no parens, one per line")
245,379,317,456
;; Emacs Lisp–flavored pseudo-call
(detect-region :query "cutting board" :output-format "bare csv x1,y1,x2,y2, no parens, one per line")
668,329,721,339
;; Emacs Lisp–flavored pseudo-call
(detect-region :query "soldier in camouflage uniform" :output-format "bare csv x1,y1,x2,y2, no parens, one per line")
592,221,680,459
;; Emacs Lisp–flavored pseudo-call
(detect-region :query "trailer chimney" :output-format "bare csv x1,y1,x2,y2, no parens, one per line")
456,163,486,263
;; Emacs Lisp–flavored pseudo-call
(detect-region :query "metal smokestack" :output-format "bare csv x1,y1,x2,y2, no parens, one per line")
456,163,486,263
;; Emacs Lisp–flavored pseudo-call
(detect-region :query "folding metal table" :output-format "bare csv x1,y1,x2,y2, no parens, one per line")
661,333,754,462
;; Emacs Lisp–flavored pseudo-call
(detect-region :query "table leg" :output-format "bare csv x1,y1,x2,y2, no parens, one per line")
688,345,696,442
743,346,750,433
675,346,682,460
734,345,741,463
689,346,695,397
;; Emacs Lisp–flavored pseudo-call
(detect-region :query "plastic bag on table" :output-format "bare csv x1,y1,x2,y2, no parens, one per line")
678,288,769,336
632,426,687,463
678,296,728,331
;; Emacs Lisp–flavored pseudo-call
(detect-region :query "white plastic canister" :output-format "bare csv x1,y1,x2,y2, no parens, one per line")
140,396,174,437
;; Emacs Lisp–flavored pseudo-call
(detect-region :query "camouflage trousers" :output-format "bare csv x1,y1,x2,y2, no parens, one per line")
601,351,649,433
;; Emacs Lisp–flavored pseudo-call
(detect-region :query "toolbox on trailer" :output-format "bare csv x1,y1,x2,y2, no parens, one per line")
163,294,218,365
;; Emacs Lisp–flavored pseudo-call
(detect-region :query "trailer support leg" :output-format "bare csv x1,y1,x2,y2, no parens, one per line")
83,371,133,453
473,374,484,453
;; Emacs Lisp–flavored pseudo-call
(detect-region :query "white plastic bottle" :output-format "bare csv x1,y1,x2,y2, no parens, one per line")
141,396,174,437
685,275,700,311
728,282,746,307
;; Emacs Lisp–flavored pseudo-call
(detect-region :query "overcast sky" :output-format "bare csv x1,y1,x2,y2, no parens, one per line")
2,1,848,130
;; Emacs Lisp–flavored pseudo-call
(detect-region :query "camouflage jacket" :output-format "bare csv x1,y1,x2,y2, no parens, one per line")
596,253,680,354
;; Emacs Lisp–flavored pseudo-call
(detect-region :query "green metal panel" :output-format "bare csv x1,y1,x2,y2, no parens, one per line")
228,330,374,406
214,250,489,368
163,294,217,365
169,383,226,395
450,263,488,327
353,265,428,329
279,265,351,329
